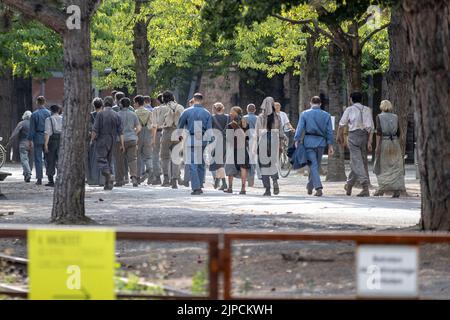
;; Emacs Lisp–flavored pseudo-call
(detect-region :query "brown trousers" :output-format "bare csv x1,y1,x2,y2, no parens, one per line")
116,140,138,183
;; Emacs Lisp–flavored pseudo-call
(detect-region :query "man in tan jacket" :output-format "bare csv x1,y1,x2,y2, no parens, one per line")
154,91,185,188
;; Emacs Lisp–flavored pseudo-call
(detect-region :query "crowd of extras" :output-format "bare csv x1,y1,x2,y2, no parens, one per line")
8,90,406,198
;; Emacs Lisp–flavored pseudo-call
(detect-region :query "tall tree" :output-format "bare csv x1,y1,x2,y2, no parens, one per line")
133,0,152,94
4,0,101,224
299,34,321,111
0,5,13,158
386,3,411,153
326,43,346,182
402,0,450,230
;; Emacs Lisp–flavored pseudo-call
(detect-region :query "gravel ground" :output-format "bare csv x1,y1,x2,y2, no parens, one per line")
2,163,448,299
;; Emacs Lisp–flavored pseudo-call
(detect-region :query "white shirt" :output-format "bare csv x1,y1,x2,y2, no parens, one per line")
278,111,291,132
339,103,374,132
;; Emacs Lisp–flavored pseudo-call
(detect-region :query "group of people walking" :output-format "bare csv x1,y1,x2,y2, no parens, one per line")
8,90,406,198
8,96,62,187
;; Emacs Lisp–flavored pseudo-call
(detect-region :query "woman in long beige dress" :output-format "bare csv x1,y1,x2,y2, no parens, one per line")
373,100,406,198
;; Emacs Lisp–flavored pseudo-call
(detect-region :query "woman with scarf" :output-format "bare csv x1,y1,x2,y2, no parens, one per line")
255,97,285,196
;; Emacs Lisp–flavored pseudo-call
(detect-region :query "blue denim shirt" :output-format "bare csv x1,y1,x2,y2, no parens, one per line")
244,112,258,129
177,104,212,147
28,107,51,144
294,107,334,149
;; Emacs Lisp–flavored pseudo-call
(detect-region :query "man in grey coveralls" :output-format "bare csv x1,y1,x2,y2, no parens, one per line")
91,96,124,191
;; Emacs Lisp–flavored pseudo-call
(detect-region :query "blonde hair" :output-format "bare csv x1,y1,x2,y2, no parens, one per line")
380,100,393,113
213,102,224,113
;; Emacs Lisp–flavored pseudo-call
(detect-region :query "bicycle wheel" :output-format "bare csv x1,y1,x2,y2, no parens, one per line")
0,145,6,169
278,151,292,178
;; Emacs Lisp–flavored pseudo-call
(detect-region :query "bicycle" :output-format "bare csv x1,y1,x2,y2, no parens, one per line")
0,137,6,169
278,132,293,178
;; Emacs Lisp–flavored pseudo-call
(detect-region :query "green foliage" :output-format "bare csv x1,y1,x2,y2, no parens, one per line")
235,14,308,77
115,274,165,295
191,270,207,295
92,0,206,92
0,12,62,78
361,10,391,76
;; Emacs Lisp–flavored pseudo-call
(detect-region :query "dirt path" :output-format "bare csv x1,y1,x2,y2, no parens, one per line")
3,163,447,299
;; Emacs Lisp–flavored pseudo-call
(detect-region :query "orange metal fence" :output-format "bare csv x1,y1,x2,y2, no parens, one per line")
1,226,450,300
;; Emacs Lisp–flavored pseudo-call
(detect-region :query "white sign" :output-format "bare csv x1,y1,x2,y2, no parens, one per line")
357,245,418,298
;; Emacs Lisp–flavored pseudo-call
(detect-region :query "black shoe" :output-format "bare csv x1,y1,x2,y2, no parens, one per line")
162,176,171,187
263,189,271,196
25,176,31,183
152,176,162,185
344,184,353,196
171,179,178,189
45,182,55,187
374,190,385,197
314,189,323,197
36,179,42,186
273,181,280,195
239,189,246,195
219,183,227,191
357,188,370,197
132,177,139,187
114,182,124,187
223,188,233,194
139,173,149,184
214,179,220,189
191,189,202,195
392,191,401,198
102,172,114,191
307,188,313,195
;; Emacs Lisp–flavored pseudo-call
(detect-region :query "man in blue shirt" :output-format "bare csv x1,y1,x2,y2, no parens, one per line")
28,96,51,185
294,96,334,197
144,96,153,112
244,104,258,129
177,93,212,195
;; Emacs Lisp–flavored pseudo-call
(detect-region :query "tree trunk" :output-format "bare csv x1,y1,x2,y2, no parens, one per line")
133,0,150,95
288,69,300,126
344,53,363,94
386,4,412,154
0,7,13,161
300,35,321,111
51,1,97,224
11,77,32,162
0,69,13,161
326,44,347,182
402,0,450,230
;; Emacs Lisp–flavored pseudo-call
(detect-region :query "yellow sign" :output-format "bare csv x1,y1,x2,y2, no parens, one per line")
28,228,116,300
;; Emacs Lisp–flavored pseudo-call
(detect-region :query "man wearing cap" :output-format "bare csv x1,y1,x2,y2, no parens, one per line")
8,111,33,182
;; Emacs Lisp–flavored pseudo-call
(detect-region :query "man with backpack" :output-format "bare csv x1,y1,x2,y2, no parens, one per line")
156,91,185,189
